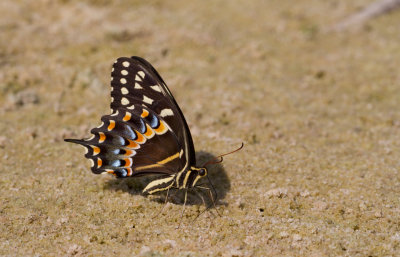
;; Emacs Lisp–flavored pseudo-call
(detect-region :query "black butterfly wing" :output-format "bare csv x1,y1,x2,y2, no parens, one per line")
110,56,196,168
65,56,195,178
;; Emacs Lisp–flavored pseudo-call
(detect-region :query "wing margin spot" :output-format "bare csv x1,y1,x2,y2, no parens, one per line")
121,87,129,95
121,97,130,105
150,85,161,92
134,83,143,89
160,108,173,117
143,95,154,105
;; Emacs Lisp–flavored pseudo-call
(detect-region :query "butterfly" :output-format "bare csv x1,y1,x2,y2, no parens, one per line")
65,56,242,207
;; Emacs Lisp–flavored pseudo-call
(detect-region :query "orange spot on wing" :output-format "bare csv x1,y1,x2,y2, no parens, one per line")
126,168,133,176
124,149,135,156
107,169,116,176
92,146,100,155
135,131,146,144
126,139,139,149
144,124,154,138
141,109,149,118
97,158,103,168
99,132,106,143
123,112,131,121
124,158,132,167
154,120,167,134
108,120,115,131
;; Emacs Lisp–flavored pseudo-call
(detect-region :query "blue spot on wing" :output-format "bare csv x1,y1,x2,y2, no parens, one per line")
139,119,146,134
125,125,137,140
149,114,159,128
114,168,127,177
110,160,121,167
115,136,125,146
118,169,127,177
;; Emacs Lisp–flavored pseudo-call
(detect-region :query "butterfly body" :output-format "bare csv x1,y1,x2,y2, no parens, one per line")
65,56,208,195
143,167,207,194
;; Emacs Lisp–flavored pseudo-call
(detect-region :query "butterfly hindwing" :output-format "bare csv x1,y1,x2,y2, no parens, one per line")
66,56,196,178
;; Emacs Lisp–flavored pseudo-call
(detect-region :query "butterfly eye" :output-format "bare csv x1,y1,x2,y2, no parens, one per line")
198,168,207,177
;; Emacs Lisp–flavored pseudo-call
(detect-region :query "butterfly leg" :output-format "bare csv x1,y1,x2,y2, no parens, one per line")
192,187,217,222
195,185,222,217
194,187,207,206
177,188,188,229
152,187,171,219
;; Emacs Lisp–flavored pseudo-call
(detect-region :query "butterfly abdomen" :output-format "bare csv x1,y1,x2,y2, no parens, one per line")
142,175,176,195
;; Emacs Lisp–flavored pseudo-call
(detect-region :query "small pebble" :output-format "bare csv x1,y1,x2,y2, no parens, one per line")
279,231,289,238
265,188,288,198
67,244,81,255
312,201,328,211
293,234,302,241
10,90,40,107
300,190,310,197
359,202,367,211
374,210,383,218
0,136,6,148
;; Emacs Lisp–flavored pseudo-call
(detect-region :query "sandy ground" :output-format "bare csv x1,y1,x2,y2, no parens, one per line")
1,0,400,256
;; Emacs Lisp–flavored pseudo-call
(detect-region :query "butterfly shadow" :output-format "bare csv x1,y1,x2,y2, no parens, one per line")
103,151,231,207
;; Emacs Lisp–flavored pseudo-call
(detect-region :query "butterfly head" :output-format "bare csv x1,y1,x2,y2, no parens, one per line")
197,167,207,177
186,166,208,188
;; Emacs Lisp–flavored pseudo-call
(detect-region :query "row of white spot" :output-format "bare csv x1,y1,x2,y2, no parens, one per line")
109,59,174,117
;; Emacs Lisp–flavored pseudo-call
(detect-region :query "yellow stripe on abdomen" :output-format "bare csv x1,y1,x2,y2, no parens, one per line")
143,175,175,194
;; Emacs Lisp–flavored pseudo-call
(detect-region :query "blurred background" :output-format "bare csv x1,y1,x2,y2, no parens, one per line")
1,0,400,256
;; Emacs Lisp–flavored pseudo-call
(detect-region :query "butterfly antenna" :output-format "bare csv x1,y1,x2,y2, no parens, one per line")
177,188,188,229
202,142,244,167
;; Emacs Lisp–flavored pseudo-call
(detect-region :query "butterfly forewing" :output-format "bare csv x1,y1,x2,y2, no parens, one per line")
110,57,196,168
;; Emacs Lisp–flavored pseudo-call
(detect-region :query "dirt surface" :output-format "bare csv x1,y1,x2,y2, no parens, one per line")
1,0,400,256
